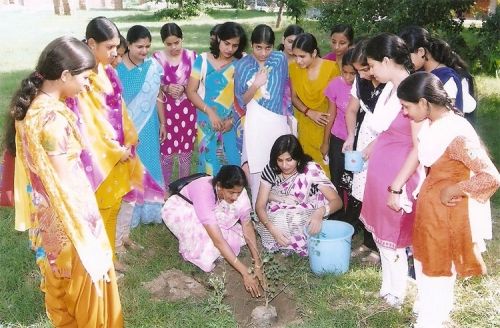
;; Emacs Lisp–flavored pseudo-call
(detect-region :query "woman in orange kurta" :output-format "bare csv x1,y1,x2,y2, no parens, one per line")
398,72,500,328
11,37,123,328
289,33,340,176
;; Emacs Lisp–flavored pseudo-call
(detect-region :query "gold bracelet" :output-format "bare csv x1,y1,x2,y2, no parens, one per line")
233,257,238,265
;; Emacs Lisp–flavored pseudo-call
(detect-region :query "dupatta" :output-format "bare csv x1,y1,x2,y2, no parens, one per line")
289,59,339,110
15,98,113,287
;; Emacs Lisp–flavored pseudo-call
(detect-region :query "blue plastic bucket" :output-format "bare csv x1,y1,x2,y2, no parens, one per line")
306,220,355,275
344,150,364,173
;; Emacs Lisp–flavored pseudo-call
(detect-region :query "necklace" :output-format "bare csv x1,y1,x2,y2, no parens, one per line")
281,170,297,179
39,89,54,98
432,62,442,71
127,52,143,69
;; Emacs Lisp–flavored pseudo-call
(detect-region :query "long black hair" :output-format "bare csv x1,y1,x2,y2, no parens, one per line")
365,33,414,73
350,38,369,66
160,22,183,42
277,24,303,51
209,21,247,59
4,36,95,154
126,25,152,44
212,165,248,189
397,71,459,114
330,23,354,46
85,16,120,43
399,26,474,96
269,134,312,174
292,33,320,57
251,24,275,45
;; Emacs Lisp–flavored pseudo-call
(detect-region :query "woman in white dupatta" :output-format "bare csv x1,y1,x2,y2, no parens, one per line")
398,72,500,328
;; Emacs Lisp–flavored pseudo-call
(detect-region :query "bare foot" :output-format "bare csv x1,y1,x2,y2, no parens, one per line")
123,236,144,251
114,259,128,273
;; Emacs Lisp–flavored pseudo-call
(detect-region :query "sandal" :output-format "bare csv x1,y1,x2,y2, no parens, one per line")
361,251,381,265
351,244,370,257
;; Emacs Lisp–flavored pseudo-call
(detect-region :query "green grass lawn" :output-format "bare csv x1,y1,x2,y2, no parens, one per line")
0,6,499,328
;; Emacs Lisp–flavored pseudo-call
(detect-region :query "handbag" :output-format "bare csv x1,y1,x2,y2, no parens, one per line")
168,173,209,204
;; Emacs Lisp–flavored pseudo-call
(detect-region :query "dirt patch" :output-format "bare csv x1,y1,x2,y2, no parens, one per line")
143,269,208,301
212,254,301,328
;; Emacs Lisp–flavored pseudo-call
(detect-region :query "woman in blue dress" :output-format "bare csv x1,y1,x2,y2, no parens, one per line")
186,22,247,176
116,25,164,229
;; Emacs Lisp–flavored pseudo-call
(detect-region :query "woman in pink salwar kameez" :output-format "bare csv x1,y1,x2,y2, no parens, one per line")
162,165,263,297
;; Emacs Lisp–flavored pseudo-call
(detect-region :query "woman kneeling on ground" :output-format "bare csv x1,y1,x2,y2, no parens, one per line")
162,165,262,297
256,134,343,256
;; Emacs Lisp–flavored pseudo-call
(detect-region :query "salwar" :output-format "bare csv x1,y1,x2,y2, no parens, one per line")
39,246,123,328
160,152,192,187
413,259,456,328
377,243,408,300
115,201,135,251
99,199,122,256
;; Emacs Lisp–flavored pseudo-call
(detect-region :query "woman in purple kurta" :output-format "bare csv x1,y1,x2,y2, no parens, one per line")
153,23,197,187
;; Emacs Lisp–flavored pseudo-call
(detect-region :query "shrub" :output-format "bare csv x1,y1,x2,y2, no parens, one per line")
318,0,474,37
475,8,500,75
317,0,500,73
154,0,200,20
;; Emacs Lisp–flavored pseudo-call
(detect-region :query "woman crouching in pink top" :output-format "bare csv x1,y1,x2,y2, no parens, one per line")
162,165,262,297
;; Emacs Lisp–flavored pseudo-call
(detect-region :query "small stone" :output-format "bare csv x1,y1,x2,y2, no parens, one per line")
251,305,278,328
142,269,207,302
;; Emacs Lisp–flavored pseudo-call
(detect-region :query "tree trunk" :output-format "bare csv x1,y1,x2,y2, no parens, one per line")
79,0,86,10
275,0,285,28
114,0,123,9
101,0,106,7
178,0,183,9
488,0,496,15
62,0,71,15
53,0,61,15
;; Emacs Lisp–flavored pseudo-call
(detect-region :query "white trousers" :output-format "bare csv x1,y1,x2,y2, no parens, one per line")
377,243,408,300
414,259,456,328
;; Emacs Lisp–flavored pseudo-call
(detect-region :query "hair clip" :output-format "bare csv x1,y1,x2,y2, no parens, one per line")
33,71,44,80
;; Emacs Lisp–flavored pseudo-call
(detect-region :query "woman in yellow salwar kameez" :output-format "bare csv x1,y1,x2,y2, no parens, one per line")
290,33,340,177
10,37,123,327
66,17,162,271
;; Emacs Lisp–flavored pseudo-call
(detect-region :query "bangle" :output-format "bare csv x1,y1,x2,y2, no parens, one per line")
322,204,330,218
387,186,403,194
233,257,239,265
260,218,269,226
304,108,310,116
201,104,207,113
254,264,262,269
